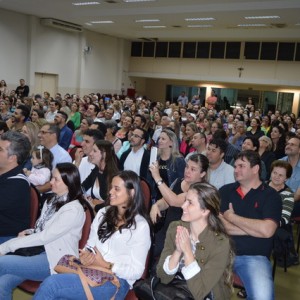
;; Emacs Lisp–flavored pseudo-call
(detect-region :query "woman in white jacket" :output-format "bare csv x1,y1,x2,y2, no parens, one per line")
34,170,151,300
0,163,86,300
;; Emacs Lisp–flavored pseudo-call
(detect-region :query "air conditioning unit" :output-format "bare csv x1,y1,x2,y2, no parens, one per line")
40,18,83,33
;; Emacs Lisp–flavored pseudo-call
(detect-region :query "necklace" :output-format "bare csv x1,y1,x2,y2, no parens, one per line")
189,233,199,244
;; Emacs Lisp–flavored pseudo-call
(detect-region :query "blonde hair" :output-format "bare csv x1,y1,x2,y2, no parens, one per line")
158,129,181,160
23,122,40,150
259,136,272,151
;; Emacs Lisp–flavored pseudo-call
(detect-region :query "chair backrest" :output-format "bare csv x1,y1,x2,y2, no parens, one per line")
79,203,95,249
30,185,41,228
139,177,152,213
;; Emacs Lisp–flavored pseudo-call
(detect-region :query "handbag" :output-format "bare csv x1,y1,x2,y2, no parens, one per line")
134,276,194,300
134,276,214,300
54,254,120,300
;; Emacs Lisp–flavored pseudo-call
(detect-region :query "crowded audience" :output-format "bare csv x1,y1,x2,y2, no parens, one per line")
1,78,300,299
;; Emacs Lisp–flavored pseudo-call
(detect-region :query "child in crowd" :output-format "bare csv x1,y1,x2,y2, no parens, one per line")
24,146,53,186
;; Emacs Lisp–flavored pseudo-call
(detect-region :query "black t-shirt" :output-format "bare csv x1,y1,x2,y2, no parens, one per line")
219,182,282,258
15,85,29,98
163,179,184,232
155,158,170,200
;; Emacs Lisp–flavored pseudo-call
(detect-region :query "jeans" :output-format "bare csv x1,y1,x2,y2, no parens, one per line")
0,252,50,300
33,274,130,300
234,255,274,300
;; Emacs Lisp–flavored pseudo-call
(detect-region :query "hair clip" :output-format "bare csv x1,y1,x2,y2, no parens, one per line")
37,145,44,160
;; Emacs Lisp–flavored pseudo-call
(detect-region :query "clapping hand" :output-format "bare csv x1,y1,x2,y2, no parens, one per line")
175,226,191,255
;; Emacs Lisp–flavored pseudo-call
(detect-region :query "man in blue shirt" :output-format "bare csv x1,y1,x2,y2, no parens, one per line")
54,111,73,150
177,91,188,107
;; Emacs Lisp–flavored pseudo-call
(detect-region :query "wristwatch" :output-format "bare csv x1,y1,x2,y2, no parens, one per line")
156,179,163,187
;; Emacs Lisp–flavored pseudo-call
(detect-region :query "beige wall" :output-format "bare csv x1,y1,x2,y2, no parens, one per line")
129,57,300,88
129,57,300,114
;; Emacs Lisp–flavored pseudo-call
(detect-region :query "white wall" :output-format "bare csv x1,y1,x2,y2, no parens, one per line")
0,9,29,88
80,30,131,95
0,9,131,96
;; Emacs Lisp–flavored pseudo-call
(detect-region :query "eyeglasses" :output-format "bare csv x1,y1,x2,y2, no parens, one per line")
132,133,143,139
39,130,52,135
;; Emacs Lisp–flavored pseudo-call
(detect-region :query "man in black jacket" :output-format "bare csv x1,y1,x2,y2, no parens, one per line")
119,127,150,179
0,131,31,243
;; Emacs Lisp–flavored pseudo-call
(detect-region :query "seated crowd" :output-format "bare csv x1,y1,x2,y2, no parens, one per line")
0,81,300,299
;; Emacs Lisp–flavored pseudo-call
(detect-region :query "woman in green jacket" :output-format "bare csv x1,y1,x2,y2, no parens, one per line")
156,182,233,300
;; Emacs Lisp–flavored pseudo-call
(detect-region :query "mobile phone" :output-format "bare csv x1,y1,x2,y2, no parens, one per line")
85,245,96,255
149,147,158,166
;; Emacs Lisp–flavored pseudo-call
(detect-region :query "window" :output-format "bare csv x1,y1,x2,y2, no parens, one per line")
226,42,241,59
244,42,260,60
183,42,196,58
196,42,210,58
131,42,142,57
211,42,225,59
260,42,277,60
155,42,168,57
168,42,181,57
143,42,155,57
277,43,295,61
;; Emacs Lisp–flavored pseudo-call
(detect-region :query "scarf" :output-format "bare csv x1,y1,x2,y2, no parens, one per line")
34,193,69,233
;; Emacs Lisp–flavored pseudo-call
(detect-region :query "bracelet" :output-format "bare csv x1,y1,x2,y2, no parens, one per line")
156,179,163,186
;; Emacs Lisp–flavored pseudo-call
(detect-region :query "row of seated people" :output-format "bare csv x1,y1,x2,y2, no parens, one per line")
0,124,297,299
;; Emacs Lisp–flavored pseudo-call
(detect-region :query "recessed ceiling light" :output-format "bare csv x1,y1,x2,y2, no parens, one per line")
91,20,114,24
244,16,280,19
72,2,100,6
135,19,160,23
237,24,267,27
187,25,213,28
123,0,156,3
143,25,166,29
185,18,215,21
